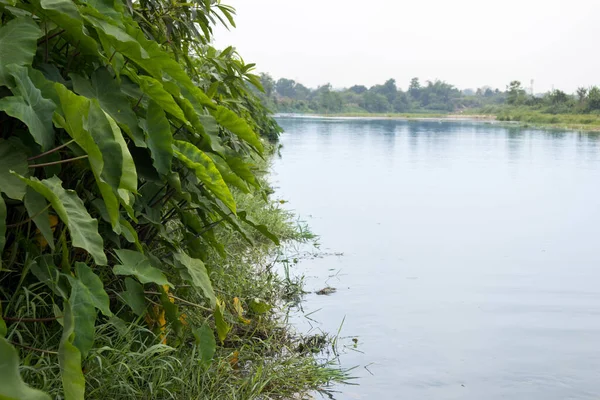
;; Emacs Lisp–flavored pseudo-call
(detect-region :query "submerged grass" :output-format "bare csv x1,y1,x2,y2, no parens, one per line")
5,148,350,399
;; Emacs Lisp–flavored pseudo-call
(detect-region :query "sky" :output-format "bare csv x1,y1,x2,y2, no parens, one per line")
213,0,600,93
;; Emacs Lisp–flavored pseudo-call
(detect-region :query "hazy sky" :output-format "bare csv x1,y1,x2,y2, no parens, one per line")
214,0,600,93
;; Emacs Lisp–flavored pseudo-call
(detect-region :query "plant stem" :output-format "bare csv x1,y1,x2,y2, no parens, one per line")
144,291,212,312
3,315,62,322
28,139,75,161
6,204,52,228
29,155,88,168
37,29,66,45
10,341,58,355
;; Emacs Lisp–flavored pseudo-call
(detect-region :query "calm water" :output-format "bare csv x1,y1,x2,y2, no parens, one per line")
271,117,600,400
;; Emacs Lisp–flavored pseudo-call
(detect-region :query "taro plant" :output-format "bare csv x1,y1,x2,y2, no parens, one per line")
0,0,282,397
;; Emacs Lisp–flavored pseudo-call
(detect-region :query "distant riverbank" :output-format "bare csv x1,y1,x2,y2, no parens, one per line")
276,112,600,133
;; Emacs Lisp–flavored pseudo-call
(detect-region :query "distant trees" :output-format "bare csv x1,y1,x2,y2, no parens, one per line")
255,74,600,116
349,85,367,94
506,81,527,105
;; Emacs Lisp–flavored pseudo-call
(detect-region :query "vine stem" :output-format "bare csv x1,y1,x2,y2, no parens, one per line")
144,291,212,312
28,139,75,161
10,341,58,355
37,29,65,45
6,204,52,228
2,315,62,322
29,155,88,168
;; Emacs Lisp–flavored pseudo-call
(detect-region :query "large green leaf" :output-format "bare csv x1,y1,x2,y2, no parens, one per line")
0,196,5,258
225,156,258,188
58,301,85,400
88,101,137,193
84,14,148,60
113,249,170,286
144,100,173,176
24,187,55,250
54,84,121,230
173,252,215,308
121,277,146,316
0,138,28,200
36,0,99,55
192,323,216,366
207,153,249,193
71,67,145,147
238,211,280,245
210,106,263,152
0,17,42,87
20,176,107,265
135,74,187,122
213,298,230,344
0,65,56,151
173,140,235,213
0,337,51,400
67,271,96,357
30,256,69,298
74,262,111,316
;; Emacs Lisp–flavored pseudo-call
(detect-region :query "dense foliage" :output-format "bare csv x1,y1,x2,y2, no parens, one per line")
258,75,600,118
0,0,342,398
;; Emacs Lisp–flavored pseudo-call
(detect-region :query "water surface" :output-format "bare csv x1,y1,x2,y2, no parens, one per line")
272,117,600,400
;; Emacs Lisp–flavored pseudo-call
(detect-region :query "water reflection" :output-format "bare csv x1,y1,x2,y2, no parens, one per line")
274,117,600,400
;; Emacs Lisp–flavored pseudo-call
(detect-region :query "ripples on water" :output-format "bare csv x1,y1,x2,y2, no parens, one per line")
272,117,600,400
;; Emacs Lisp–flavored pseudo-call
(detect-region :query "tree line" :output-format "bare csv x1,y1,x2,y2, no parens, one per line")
256,74,600,115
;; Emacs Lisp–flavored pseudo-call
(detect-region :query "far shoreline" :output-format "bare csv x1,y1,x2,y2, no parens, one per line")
274,113,600,133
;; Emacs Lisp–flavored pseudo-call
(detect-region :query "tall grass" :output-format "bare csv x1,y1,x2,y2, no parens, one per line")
6,151,351,399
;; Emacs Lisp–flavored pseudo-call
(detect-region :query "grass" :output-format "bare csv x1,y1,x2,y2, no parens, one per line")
476,105,600,131
4,148,351,399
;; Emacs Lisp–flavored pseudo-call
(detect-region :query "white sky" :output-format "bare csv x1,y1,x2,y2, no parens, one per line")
213,0,600,93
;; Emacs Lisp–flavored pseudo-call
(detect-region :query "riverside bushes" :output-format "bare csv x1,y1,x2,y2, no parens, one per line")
0,0,343,398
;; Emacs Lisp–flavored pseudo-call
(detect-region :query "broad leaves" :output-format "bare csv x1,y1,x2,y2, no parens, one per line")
192,323,216,366
0,17,42,87
173,251,216,307
211,106,263,152
58,301,86,400
0,65,56,151
0,337,51,400
38,0,99,55
144,100,173,176
71,67,144,147
213,298,231,344
121,277,146,316
0,138,29,200
20,176,107,265
24,187,55,250
113,249,170,286
173,140,235,212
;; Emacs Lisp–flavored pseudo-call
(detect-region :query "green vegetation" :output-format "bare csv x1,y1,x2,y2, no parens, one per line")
0,1,347,399
257,75,506,114
259,76,600,130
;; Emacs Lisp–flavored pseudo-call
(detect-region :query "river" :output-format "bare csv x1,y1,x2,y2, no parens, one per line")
272,117,600,400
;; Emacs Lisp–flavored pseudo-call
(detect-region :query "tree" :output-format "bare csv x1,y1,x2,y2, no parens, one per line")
260,73,275,97
548,89,568,105
577,87,588,103
361,91,391,113
349,85,367,94
587,86,600,111
409,77,421,100
275,78,297,98
506,80,527,105
393,91,410,112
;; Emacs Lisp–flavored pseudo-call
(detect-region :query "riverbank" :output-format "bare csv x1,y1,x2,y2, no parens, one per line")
7,148,348,399
278,112,600,132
